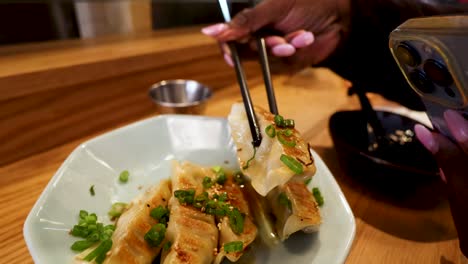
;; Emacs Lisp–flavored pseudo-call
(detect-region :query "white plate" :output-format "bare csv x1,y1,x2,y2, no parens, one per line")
24,115,356,264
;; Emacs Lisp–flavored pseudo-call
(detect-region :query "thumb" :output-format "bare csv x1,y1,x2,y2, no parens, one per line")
216,0,287,42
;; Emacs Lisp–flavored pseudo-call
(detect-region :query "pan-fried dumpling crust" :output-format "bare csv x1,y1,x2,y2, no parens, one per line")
228,103,316,196
214,177,257,264
161,161,219,264
267,181,321,241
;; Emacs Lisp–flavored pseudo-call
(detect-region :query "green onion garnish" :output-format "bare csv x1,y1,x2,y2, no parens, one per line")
83,239,113,263
71,240,95,252
312,187,324,206
174,189,195,205
224,241,244,253
242,147,257,170
216,172,227,185
265,125,276,138
79,210,88,219
284,119,295,128
280,154,303,174
89,185,95,196
144,223,166,247
283,129,293,137
274,115,285,127
277,133,296,147
304,178,312,185
150,205,169,225
108,202,128,220
212,166,222,173
202,176,213,189
228,208,245,234
278,192,292,210
163,241,172,251
193,192,208,209
119,170,129,183
218,192,228,202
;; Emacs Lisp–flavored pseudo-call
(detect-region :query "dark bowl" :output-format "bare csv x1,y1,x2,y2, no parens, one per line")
329,110,441,196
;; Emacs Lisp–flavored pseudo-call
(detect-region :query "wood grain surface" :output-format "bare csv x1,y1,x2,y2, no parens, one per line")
0,28,465,264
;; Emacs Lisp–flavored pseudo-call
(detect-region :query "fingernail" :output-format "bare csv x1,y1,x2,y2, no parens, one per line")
201,23,227,36
444,110,468,143
415,124,439,154
290,32,314,48
271,44,296,57
439,168,447,183
224,53,234,67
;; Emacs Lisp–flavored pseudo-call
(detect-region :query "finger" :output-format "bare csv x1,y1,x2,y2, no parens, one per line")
414,124,438,154
271,44,296,57
201,23,229,37
265,36,287,47
444,110,468,154
285,30,315,48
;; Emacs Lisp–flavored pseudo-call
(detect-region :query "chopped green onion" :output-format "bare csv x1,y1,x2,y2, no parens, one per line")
83,239,112,263
212,166,222,173
233,171,245,185
71,225,89,238
283,129,293,137
89,185,95,196
242,147,257,170
174,189,195,205
228,208,245,234
216,173,227,185
86,232,100,242
71,240,95,252
119,170,129,183
108,202,128,220
202,177,213,189
304,178,312,185
193,192,209,209
150,205,169,225
85,214,97,224
144,223,166,247
163,241,172,251
280,154,303,174
218,192,228,202
277,133,296,147
265,125,276,138
224,241,244,253
278,192,292,210
79,210,89,220
274,115,285,127
284,119,295,128
312,187,324,206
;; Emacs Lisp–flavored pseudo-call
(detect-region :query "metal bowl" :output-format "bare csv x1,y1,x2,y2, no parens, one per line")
148,80,212,115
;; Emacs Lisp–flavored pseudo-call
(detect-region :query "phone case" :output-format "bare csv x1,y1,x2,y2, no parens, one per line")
389,15,468,140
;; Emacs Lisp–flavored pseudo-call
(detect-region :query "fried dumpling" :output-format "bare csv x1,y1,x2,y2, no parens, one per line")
214,175,257,264
228,103,316,196
161,161,219,264
267,180,321,241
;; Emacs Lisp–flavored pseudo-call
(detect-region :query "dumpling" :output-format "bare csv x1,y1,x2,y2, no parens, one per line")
161,161,219,264
214,175,257,264
267,180,321,241
228,103,316,196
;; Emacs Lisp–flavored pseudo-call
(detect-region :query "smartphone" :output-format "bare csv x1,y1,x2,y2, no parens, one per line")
389,15,468,140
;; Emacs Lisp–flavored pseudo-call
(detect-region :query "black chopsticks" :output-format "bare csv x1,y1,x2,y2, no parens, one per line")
217,0,280,147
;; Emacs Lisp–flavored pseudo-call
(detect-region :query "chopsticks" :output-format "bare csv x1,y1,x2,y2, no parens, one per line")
217,0,280,147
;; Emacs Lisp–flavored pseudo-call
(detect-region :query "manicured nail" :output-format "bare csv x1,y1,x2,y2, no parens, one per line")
290,31,314,48
415,124,439,154
444,110,468,144
439,168,447,183
224,53,234,67
271,44,296,57
201,23,227,36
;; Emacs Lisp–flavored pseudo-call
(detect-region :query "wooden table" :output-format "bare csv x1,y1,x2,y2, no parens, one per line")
0,27,464,264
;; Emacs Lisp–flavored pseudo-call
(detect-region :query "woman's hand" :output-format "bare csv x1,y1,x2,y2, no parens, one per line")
415,110,468,256
201,0,351,71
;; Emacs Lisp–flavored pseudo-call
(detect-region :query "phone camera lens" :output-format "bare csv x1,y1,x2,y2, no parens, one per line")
396,42,421,67
409,69,434,93
444,87,455,97
423,59,453,86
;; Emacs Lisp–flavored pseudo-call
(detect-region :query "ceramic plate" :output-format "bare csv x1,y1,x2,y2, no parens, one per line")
24,115,356,264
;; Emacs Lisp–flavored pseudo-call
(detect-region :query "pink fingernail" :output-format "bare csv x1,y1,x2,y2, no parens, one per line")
224,53,234,67
444,110,468,143
290,32,314,48
415,124,439,154
201,23,228,36
271,44,296,57
439,168,447,183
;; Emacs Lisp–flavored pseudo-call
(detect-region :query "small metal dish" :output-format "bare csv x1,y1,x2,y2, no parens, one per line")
148,80,212,115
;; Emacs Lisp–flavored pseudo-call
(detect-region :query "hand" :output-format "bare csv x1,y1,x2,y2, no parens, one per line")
201,0,351,72
415,110,468,256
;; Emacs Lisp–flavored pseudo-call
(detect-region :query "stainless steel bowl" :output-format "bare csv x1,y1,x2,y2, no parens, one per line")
148,80,212,114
